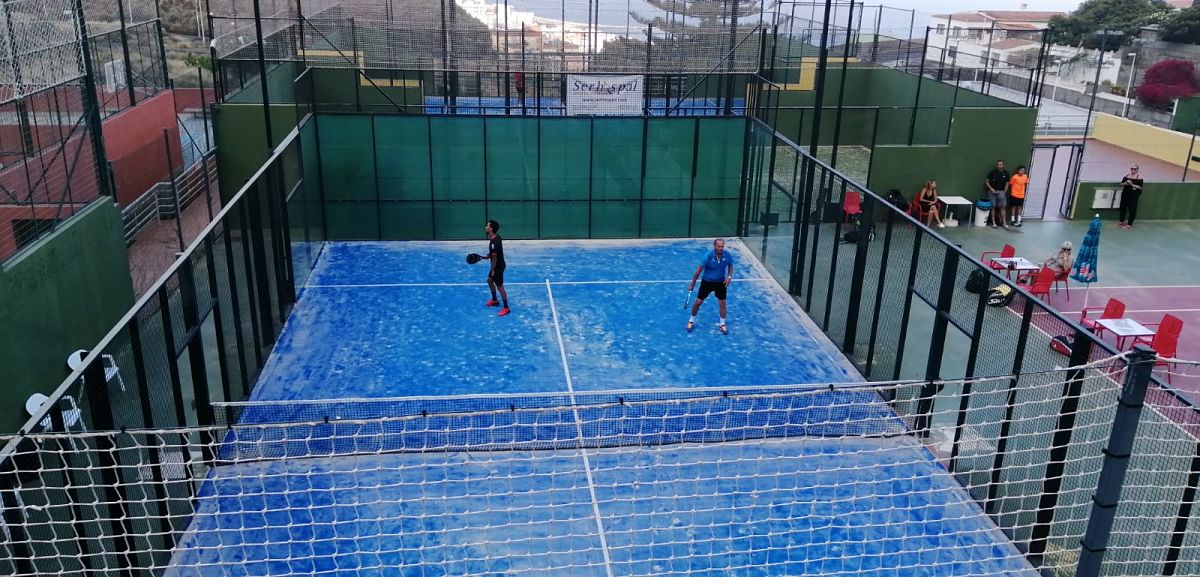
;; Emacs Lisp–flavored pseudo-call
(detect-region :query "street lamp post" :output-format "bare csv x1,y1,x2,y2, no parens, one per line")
1122,51,1138,117
1069,30,1123,201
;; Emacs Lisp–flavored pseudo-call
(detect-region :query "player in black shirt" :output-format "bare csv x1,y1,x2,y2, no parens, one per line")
484,219,510,316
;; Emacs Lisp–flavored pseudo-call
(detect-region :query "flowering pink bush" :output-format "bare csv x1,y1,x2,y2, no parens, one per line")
1136,59,1200,109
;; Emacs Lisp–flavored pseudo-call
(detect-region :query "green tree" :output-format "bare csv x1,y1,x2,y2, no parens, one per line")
1049,0,1171,48
1161,5,1200,43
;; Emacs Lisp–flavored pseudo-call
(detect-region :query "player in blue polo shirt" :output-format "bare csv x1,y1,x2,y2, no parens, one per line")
687,238,734,334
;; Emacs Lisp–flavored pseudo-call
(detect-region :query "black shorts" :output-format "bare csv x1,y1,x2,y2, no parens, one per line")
1008,196,1025,207
697,280,727,301
490,266,505,286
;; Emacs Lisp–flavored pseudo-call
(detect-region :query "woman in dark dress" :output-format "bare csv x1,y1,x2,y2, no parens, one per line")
1118,165,1143,229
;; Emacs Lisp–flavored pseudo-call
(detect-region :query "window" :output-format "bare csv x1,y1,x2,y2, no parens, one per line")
936,24,945,33
952,27,963,38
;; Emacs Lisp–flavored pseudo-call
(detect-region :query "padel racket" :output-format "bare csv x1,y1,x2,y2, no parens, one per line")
466,253,483,264
683,286,694,310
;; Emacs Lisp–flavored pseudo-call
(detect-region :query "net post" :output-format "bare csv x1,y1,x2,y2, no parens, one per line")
1029,327,1095,556
914,245,959,435
1163,439,1200,575
1075,344,1156,577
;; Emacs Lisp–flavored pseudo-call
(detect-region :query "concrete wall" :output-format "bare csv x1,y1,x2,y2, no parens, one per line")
0,200,134,433
1074,180,1200,220
868,107,1038,202
103,90,184,205
1091,112,1195,168
212,103,299,202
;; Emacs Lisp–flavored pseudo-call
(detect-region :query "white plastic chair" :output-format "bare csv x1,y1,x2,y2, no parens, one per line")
67,349,126,392
25,393,83,431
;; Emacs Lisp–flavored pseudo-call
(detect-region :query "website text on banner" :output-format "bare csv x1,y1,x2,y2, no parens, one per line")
567,74,644,116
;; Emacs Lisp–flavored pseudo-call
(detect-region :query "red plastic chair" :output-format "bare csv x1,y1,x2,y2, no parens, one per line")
1018,266,1056,301
907,200,928,222
1080,298,1126,337
843,191,863,222
1053,269,1071,300
1134,314,1183,384
982,244,1017,276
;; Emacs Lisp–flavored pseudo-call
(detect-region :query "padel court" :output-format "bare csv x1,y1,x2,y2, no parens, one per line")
167,239,1037,577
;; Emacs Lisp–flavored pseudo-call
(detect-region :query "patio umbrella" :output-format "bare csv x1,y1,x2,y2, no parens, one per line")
1071,214,1102,311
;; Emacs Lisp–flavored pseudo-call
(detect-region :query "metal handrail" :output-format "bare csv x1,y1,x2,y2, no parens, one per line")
0,119,305,464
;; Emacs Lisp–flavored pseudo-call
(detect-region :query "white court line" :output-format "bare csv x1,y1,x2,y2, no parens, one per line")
1071,284,1200,291
306,278,771,289
1055,308,1200,316
544,279,616,577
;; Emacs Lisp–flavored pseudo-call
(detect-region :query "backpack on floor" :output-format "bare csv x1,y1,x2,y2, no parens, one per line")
1050,334,1074,356
965,269,990,294
842,224,875,244
987,284,1014,307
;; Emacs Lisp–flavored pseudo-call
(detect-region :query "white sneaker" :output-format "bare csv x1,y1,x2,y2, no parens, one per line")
937,222,945,228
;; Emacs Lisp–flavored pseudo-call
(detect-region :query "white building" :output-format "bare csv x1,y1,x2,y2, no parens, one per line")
926,11,1062,72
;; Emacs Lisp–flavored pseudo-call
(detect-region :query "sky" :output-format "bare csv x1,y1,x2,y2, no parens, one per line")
881,0,1083,13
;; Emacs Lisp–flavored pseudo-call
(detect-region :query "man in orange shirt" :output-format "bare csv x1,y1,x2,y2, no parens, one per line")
1007,166,1029,227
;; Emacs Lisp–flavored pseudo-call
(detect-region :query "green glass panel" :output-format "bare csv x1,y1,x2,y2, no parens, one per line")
691,199,738,237
485,201,538,239
540,119,590,201
644,119,695,201
694,178,741,201
323,202,379,239
431,118,485,200
641,200,690,237
300,121,325,242
695,119,746,199
591,118,642,200
318,115,375,201
434,201,486,239
539,202,589,238
485,118,539,201
591,201,639,237
379,201,434,240
375,116,433,201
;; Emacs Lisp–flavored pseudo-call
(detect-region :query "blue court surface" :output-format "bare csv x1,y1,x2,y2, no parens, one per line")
252,239,855,400
167,239,1035,576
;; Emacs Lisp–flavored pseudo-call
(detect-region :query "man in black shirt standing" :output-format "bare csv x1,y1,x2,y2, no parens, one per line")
985,160,1011,230
483,219,510,316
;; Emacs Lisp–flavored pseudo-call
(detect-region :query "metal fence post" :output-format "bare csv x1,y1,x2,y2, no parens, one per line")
841,192,872,357
1075,344,1157,577
907,26,929,146
85,361,137,577
115,0,137,106
0,477,35,575
251,0,274,148
74,0,112,196
163,128,185,250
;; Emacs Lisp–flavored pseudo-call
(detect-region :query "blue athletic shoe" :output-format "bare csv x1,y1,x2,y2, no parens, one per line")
686,321,695,333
